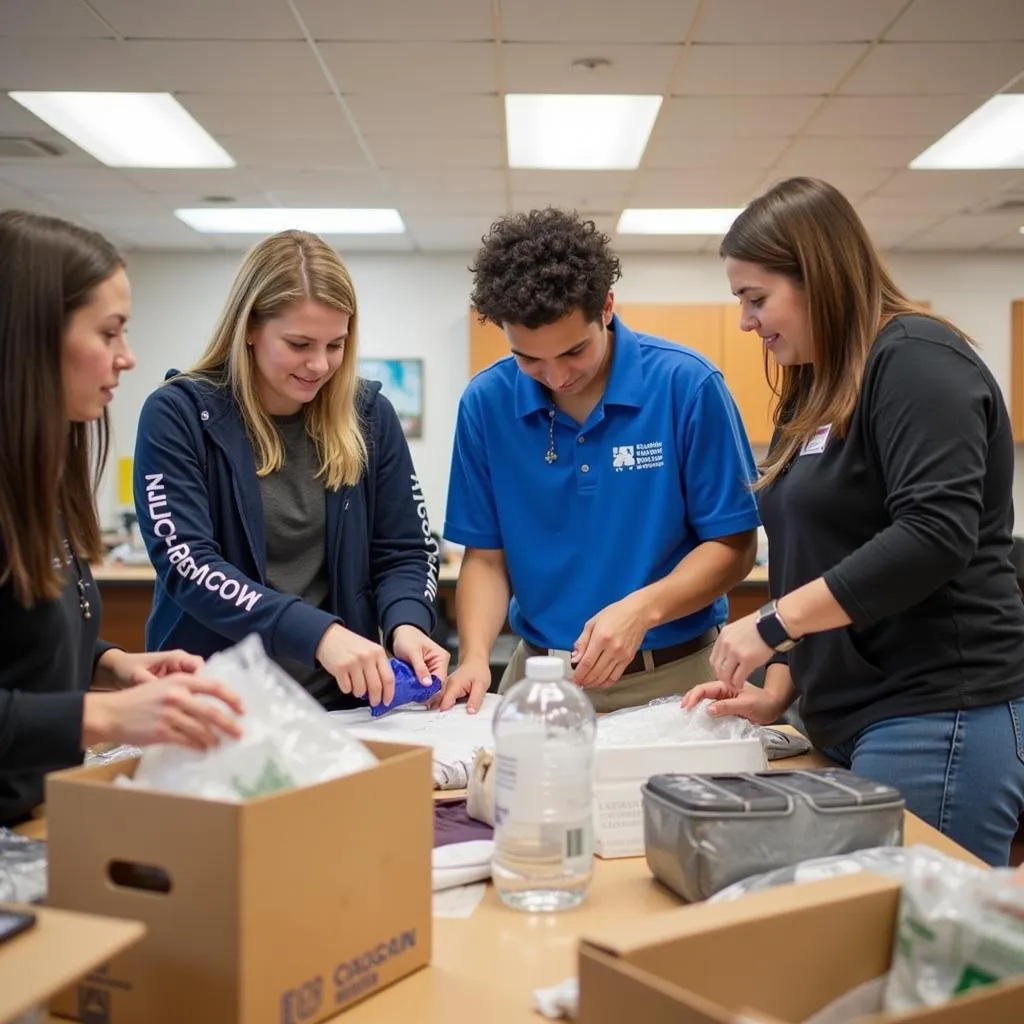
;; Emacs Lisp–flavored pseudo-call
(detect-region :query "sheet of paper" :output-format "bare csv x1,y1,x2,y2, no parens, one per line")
332,692,502,771
432,882,487,919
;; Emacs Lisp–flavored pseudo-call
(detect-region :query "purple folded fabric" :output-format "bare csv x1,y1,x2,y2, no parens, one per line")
369,658,442,717
433,800,495,847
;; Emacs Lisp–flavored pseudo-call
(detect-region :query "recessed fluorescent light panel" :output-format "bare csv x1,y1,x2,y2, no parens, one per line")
910,95,1024,170
175,208,406,234
8,91,234,169
505,94,662,170
617,208,744,235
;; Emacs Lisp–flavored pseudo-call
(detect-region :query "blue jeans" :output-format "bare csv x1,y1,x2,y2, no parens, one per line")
822,699,1024,867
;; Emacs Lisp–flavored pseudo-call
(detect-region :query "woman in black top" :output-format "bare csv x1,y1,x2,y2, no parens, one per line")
686,177,1024,865
0,210,243,827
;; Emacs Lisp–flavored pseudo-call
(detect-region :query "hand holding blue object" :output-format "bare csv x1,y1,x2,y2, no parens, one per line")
370,658,442,718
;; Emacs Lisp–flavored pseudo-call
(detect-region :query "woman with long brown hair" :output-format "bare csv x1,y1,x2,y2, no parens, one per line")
133,230,447,711
0,210,243,827
686,177,1024,865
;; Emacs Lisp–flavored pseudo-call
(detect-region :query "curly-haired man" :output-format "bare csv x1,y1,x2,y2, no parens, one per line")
441,208,761,713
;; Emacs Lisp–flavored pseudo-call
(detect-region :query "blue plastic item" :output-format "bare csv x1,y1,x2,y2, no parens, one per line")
370,658,442,717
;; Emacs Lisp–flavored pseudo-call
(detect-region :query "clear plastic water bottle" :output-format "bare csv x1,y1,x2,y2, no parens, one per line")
491,655,597,912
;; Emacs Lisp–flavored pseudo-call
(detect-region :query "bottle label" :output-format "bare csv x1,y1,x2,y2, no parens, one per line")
494,731,593,870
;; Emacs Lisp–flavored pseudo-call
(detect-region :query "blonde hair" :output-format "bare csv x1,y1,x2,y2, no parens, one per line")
720,177,964,491
185,230,366,489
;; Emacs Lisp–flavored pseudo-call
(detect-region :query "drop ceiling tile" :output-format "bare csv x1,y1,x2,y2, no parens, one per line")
631,167,764,205
839,42,1024,95
122,40,329,93
643,133,790,169
653,95,820,137
366,135,504,170
297,0,494,41
500,0,699,43
886,0,1024,42
696,0,905,43
0,38,153,89
88,0,301,39
344,93,501,136
319,42,496,93
672,43,868,95
220,134,369,171
179,93,342,139
776,135,936,169
805,95,989,136
0,0,112,36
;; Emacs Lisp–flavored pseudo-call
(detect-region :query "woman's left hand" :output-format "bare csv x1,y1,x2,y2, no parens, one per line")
97,648,205,689
708,612,775,696
391,625,451,687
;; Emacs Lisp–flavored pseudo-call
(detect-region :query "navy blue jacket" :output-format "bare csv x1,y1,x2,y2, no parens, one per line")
133,373,438,665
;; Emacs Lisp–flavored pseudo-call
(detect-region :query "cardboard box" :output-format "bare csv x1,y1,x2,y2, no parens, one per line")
0,903,144,1024
592,739,767,859
45,741,432,1024
578,873,1024,1023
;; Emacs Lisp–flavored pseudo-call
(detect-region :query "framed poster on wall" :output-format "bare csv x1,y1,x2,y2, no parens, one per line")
358,357,424,439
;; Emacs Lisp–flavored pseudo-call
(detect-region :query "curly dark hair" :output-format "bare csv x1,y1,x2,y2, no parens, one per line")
469,208,622,329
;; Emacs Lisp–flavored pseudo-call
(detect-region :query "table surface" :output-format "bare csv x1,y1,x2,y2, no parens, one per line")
29,742,982,1024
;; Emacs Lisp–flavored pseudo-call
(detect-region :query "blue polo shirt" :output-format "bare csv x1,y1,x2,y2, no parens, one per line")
444,316,760,651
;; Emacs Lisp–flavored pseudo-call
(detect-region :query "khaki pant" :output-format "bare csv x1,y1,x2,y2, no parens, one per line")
498,638,715,713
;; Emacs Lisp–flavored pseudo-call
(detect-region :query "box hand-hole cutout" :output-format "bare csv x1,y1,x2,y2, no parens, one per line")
107,860,173,894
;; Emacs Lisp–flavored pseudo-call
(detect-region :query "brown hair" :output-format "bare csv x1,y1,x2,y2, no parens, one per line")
184,230,366,488
720,177,949,489
0,210,123,606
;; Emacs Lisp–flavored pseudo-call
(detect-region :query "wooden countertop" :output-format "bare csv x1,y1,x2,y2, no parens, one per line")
92,560,770,587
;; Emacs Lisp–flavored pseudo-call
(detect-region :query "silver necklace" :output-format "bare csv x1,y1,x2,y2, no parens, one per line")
544,405,558,464
61,540,93,620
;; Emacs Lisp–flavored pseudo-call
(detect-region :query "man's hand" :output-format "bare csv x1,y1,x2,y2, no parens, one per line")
571,593,651,689
439,656,492,714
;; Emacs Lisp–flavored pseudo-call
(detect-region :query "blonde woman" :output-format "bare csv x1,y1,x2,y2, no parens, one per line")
134,230,447,709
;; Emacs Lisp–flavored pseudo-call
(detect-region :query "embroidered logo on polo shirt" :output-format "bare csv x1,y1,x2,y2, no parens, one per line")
613,441,664,471
612,445,636,470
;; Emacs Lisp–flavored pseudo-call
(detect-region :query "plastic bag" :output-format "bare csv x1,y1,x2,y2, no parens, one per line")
125,634,378,802
884,847,1024,1010
708,846,917,903
596,697,763,746
85,743,142,767
0,827,47,904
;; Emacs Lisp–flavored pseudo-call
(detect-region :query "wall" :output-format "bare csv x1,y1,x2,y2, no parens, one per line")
103,249,1024,533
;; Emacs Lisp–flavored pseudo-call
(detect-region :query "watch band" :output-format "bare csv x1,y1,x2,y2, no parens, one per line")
755,599,799,652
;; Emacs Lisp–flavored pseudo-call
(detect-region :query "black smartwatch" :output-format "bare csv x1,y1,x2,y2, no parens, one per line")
755,600,800,652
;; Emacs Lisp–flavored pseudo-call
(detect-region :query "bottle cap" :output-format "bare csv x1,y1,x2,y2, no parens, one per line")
525,656,566,681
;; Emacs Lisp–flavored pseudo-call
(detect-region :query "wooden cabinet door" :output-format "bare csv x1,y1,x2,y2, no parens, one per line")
615,303,723,367
468,311,510,377
719,305,777,447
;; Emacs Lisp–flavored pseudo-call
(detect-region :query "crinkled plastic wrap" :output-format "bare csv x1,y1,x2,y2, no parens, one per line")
0,827,47,904
124,635,378,802
85,743,142,767
708,845,915,903
884,847,1024,1010
597,697,763,746
595,697,811,760
641,768,905,902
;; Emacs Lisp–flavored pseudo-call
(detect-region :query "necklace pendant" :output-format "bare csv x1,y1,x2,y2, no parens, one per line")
81,600,92,621
545,450,558,464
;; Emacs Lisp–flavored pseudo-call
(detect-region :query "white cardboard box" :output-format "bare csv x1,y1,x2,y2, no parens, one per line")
592,738,767,858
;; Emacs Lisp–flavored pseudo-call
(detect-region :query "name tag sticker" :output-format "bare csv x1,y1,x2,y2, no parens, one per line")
800,424,832,456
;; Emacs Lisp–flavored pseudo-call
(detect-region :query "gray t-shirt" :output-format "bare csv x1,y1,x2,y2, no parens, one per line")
258,412,335,700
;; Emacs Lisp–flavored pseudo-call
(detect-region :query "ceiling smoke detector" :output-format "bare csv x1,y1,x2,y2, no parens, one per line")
571,57,612,73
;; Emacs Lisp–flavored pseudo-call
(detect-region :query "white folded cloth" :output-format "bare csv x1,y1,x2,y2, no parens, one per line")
533,977,579,1019
431,839,494,892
